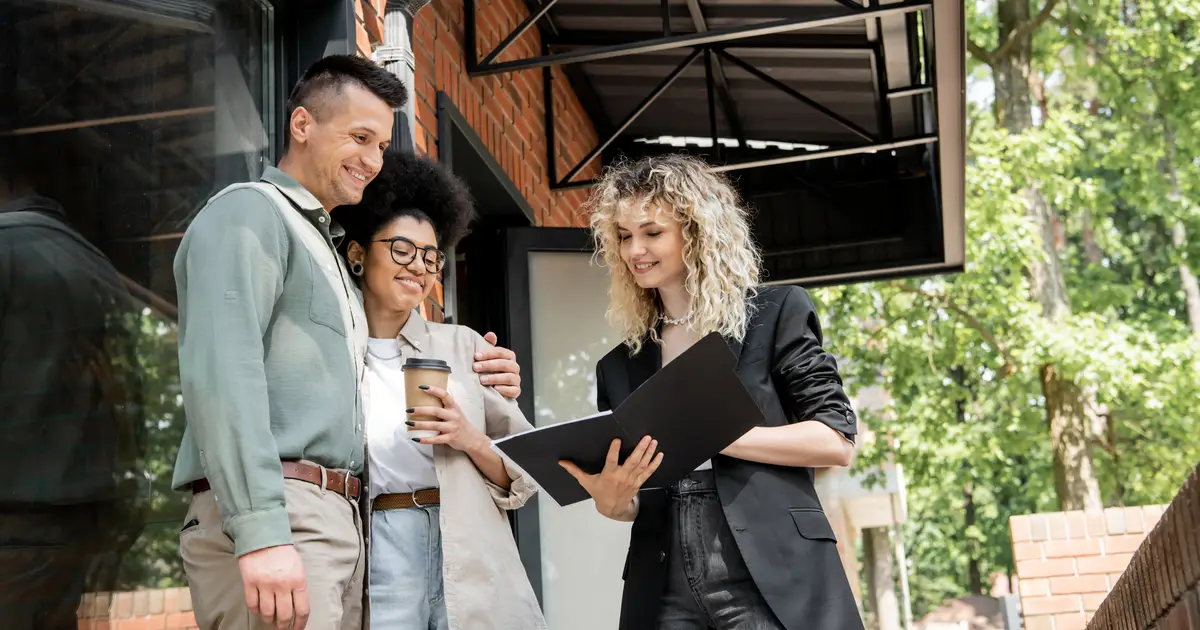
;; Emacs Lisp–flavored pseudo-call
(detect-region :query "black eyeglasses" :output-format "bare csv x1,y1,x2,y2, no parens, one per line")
376,236,446,274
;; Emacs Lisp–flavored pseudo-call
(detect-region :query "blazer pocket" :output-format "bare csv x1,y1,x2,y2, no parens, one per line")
790,508,838,543
309,256,348,337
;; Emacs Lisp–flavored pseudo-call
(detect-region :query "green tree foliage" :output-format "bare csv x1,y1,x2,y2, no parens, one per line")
816,0,1200,616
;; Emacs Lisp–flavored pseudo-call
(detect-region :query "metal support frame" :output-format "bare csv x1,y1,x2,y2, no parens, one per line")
467,0,938,190
715,48,876,143
686,0,744,147
465,0,930,76
553,48,701,188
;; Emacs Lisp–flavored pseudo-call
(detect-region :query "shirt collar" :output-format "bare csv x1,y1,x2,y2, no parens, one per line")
260,166,346,244
1,195,69,218
397,309,430,352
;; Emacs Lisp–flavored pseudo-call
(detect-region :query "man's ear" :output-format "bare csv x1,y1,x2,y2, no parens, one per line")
289,106,315,146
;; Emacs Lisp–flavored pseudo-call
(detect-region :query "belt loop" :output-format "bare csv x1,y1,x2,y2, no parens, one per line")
319,466,329,495
342,470,353,500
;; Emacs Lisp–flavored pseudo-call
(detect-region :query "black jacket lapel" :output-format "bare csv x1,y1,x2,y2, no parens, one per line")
626,335,661,393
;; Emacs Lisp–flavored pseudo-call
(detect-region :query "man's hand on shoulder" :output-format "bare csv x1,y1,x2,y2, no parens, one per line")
474,331,522,400
238,544,310,630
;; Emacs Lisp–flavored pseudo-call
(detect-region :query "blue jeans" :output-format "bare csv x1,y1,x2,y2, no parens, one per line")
369,505,449,630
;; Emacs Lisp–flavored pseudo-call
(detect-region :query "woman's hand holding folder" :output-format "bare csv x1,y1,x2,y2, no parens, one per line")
559,435,664,522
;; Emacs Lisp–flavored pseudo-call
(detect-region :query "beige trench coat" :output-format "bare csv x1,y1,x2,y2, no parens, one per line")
361,313,546,630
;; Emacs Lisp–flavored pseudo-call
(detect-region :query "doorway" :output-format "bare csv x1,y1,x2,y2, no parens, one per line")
437,94,630,628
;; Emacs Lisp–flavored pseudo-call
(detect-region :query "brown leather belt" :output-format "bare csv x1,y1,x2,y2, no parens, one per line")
191,461,361,501
373,488,441,511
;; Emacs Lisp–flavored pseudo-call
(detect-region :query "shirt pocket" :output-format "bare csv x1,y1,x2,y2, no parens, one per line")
308,255,349,337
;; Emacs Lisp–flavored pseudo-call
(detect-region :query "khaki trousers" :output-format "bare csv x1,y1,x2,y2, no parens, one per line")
181,479,365,630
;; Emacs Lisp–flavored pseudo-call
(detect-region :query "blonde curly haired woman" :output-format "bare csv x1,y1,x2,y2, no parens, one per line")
559,154,865,630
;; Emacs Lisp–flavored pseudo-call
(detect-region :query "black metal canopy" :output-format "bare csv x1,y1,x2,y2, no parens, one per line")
465,0,966,287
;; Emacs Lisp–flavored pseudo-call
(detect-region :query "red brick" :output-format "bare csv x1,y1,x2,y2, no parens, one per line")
1018,558,1078,578
1086,511,1107,537
1077,553,1133,575
1082,592,1107,611
1049,513,1069,540
1105,508,1126,535
1045,538,1102,558
1103,534,1146,554
165,612,195,629
1023,615,1054,630
115,593,133,619
1023,595,1083,615
1144,505,1165,530
146,615,168,630
1055,612,1088,630
148,590,164,616
1065,510,1088,539
163,590,180,615
1021,578,1050,597
1124,507,1146,533
116,619,148,630
132,592,149,617
1050,574,1109,594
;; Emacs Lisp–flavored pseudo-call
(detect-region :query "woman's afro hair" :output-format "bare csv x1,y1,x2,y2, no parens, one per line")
340,147,477,251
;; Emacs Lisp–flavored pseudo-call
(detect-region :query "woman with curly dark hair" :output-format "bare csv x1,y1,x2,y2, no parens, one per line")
338,149,545,630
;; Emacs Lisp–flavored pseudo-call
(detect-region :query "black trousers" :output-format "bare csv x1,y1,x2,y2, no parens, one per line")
656,470,785,630
0,502,129,630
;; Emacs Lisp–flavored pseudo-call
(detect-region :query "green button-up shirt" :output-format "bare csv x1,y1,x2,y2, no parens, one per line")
171,167,367,557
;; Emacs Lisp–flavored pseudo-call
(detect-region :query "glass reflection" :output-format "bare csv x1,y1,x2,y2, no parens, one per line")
0,0,271,627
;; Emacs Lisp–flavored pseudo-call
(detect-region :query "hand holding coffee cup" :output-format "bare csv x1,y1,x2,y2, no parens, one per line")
403,358,487,452
403,358,451,440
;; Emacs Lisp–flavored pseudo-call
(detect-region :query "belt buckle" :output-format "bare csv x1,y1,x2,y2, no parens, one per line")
411,489,426,508
342,470,354,500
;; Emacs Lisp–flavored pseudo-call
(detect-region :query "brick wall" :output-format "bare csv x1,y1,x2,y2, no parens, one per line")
411,0,600,227
76,588,196,630
1087,464,1200,630
354,0,601,228
1011,505,1166,629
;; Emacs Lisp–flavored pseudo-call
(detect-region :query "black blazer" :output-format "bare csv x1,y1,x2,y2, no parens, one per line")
596,286,865,630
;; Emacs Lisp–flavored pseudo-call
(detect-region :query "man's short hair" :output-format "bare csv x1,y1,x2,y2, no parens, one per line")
283,55,409,150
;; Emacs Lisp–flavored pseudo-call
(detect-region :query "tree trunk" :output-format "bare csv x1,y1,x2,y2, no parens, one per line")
1172,223,1200,335
1082,211,1103,265
864,527,901,630
965,481,982,592
1043,364,1103,510
995,0,1102,512
1163,126,1200,336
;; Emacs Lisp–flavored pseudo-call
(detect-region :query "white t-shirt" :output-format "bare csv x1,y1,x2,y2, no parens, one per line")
363,337,439,498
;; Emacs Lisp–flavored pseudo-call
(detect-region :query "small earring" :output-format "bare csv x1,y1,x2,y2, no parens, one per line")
350,263,364,277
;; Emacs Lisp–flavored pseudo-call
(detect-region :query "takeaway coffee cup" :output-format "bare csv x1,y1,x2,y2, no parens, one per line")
403,358,452,440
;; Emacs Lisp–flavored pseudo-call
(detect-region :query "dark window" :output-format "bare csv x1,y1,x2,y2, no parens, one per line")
0,0,273,624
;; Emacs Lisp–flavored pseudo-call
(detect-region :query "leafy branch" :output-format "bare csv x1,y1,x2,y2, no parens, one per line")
967,0,1063,67
890,283,1019,377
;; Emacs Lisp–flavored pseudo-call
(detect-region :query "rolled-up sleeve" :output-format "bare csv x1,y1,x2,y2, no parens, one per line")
472,334,539,510
176,189,292,556
771,286,858,443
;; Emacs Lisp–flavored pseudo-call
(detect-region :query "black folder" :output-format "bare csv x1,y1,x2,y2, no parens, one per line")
492,332,766,506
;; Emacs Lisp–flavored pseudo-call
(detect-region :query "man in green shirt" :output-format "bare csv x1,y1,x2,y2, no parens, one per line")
172,55,525,630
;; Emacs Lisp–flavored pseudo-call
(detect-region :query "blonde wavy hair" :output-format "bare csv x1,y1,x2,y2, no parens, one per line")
587,154,762,353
